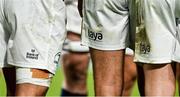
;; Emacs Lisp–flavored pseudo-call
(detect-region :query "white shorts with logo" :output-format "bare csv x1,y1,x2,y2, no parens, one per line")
0,0,66,74
82,0,135,50
134,0,180,64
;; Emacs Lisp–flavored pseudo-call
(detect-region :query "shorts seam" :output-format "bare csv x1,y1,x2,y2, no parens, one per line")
81,40,127,50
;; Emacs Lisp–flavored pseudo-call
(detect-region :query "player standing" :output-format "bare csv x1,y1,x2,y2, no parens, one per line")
78,0,136,96
0,0,66,96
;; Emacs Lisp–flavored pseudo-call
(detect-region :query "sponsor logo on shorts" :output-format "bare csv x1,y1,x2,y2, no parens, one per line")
26,49,39,60
88,30,103,41
139,42,150,54
54,52,61,64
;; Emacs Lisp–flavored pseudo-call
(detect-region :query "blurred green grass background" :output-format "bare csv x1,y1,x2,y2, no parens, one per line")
0,68,179,96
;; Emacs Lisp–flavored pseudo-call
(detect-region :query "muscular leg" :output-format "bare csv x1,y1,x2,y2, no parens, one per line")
3,67,49,96
15,69,50,96
61,32,89,96
2,67,16,96
62,52,89,95
122,55,137,96
90,48,124,96
16,83,48,96
143,64,176,96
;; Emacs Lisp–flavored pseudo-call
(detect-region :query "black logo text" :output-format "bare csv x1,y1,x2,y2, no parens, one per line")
26,49,39,60
88,30,103,41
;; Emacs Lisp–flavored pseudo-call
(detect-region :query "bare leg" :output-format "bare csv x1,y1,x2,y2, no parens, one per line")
15,83,48,96
3,67,16,96
122,55,137,96
62,52,89,95
15,69,50,96
61,32,89,96
90,48,124,96
143,64,176,96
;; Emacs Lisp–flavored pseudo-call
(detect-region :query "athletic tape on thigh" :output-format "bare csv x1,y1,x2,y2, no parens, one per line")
63,40,89,52
16,68,53,87
125,48,134,55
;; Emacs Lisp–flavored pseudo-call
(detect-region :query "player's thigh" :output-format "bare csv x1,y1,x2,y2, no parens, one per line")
16,83,48,96
90,48,125,71
124,55,137,81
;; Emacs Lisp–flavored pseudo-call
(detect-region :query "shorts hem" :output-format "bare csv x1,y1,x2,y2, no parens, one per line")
8,61,56,74
0,62,13,68
172,56,180,63
81,41,126,51
16,81,50,87
134,55,172,64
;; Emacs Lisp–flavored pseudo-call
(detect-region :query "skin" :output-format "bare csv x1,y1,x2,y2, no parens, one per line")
137,63,176,96
62,32,89,94
77,0,137,95
122,55,137,96
90,48,125,96
15,83,48,96
2,67,16,96
3,67,49,96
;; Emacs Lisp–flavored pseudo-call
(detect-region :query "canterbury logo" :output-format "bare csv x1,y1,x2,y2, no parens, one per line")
88,30,103,41
26,49,39,60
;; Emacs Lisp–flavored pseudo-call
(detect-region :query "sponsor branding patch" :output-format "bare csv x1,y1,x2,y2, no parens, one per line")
88,30,103,41
26,49,39,60
54,52,61,64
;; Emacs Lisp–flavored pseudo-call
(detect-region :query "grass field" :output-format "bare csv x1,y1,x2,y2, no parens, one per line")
0,68,179,96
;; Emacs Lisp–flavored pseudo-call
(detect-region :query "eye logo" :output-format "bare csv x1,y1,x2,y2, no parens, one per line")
88,30,103,41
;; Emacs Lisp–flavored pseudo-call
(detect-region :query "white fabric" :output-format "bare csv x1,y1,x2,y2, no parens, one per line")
81,0,134,50
0,0,66,73
16,68,53,87
65,0,82,34
63,40,89,52
134,0,180,64
125,48,134,56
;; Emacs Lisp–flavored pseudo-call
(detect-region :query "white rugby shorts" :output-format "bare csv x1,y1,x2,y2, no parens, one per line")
135,0,180,64
81,0,135,50
0,0,66,74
